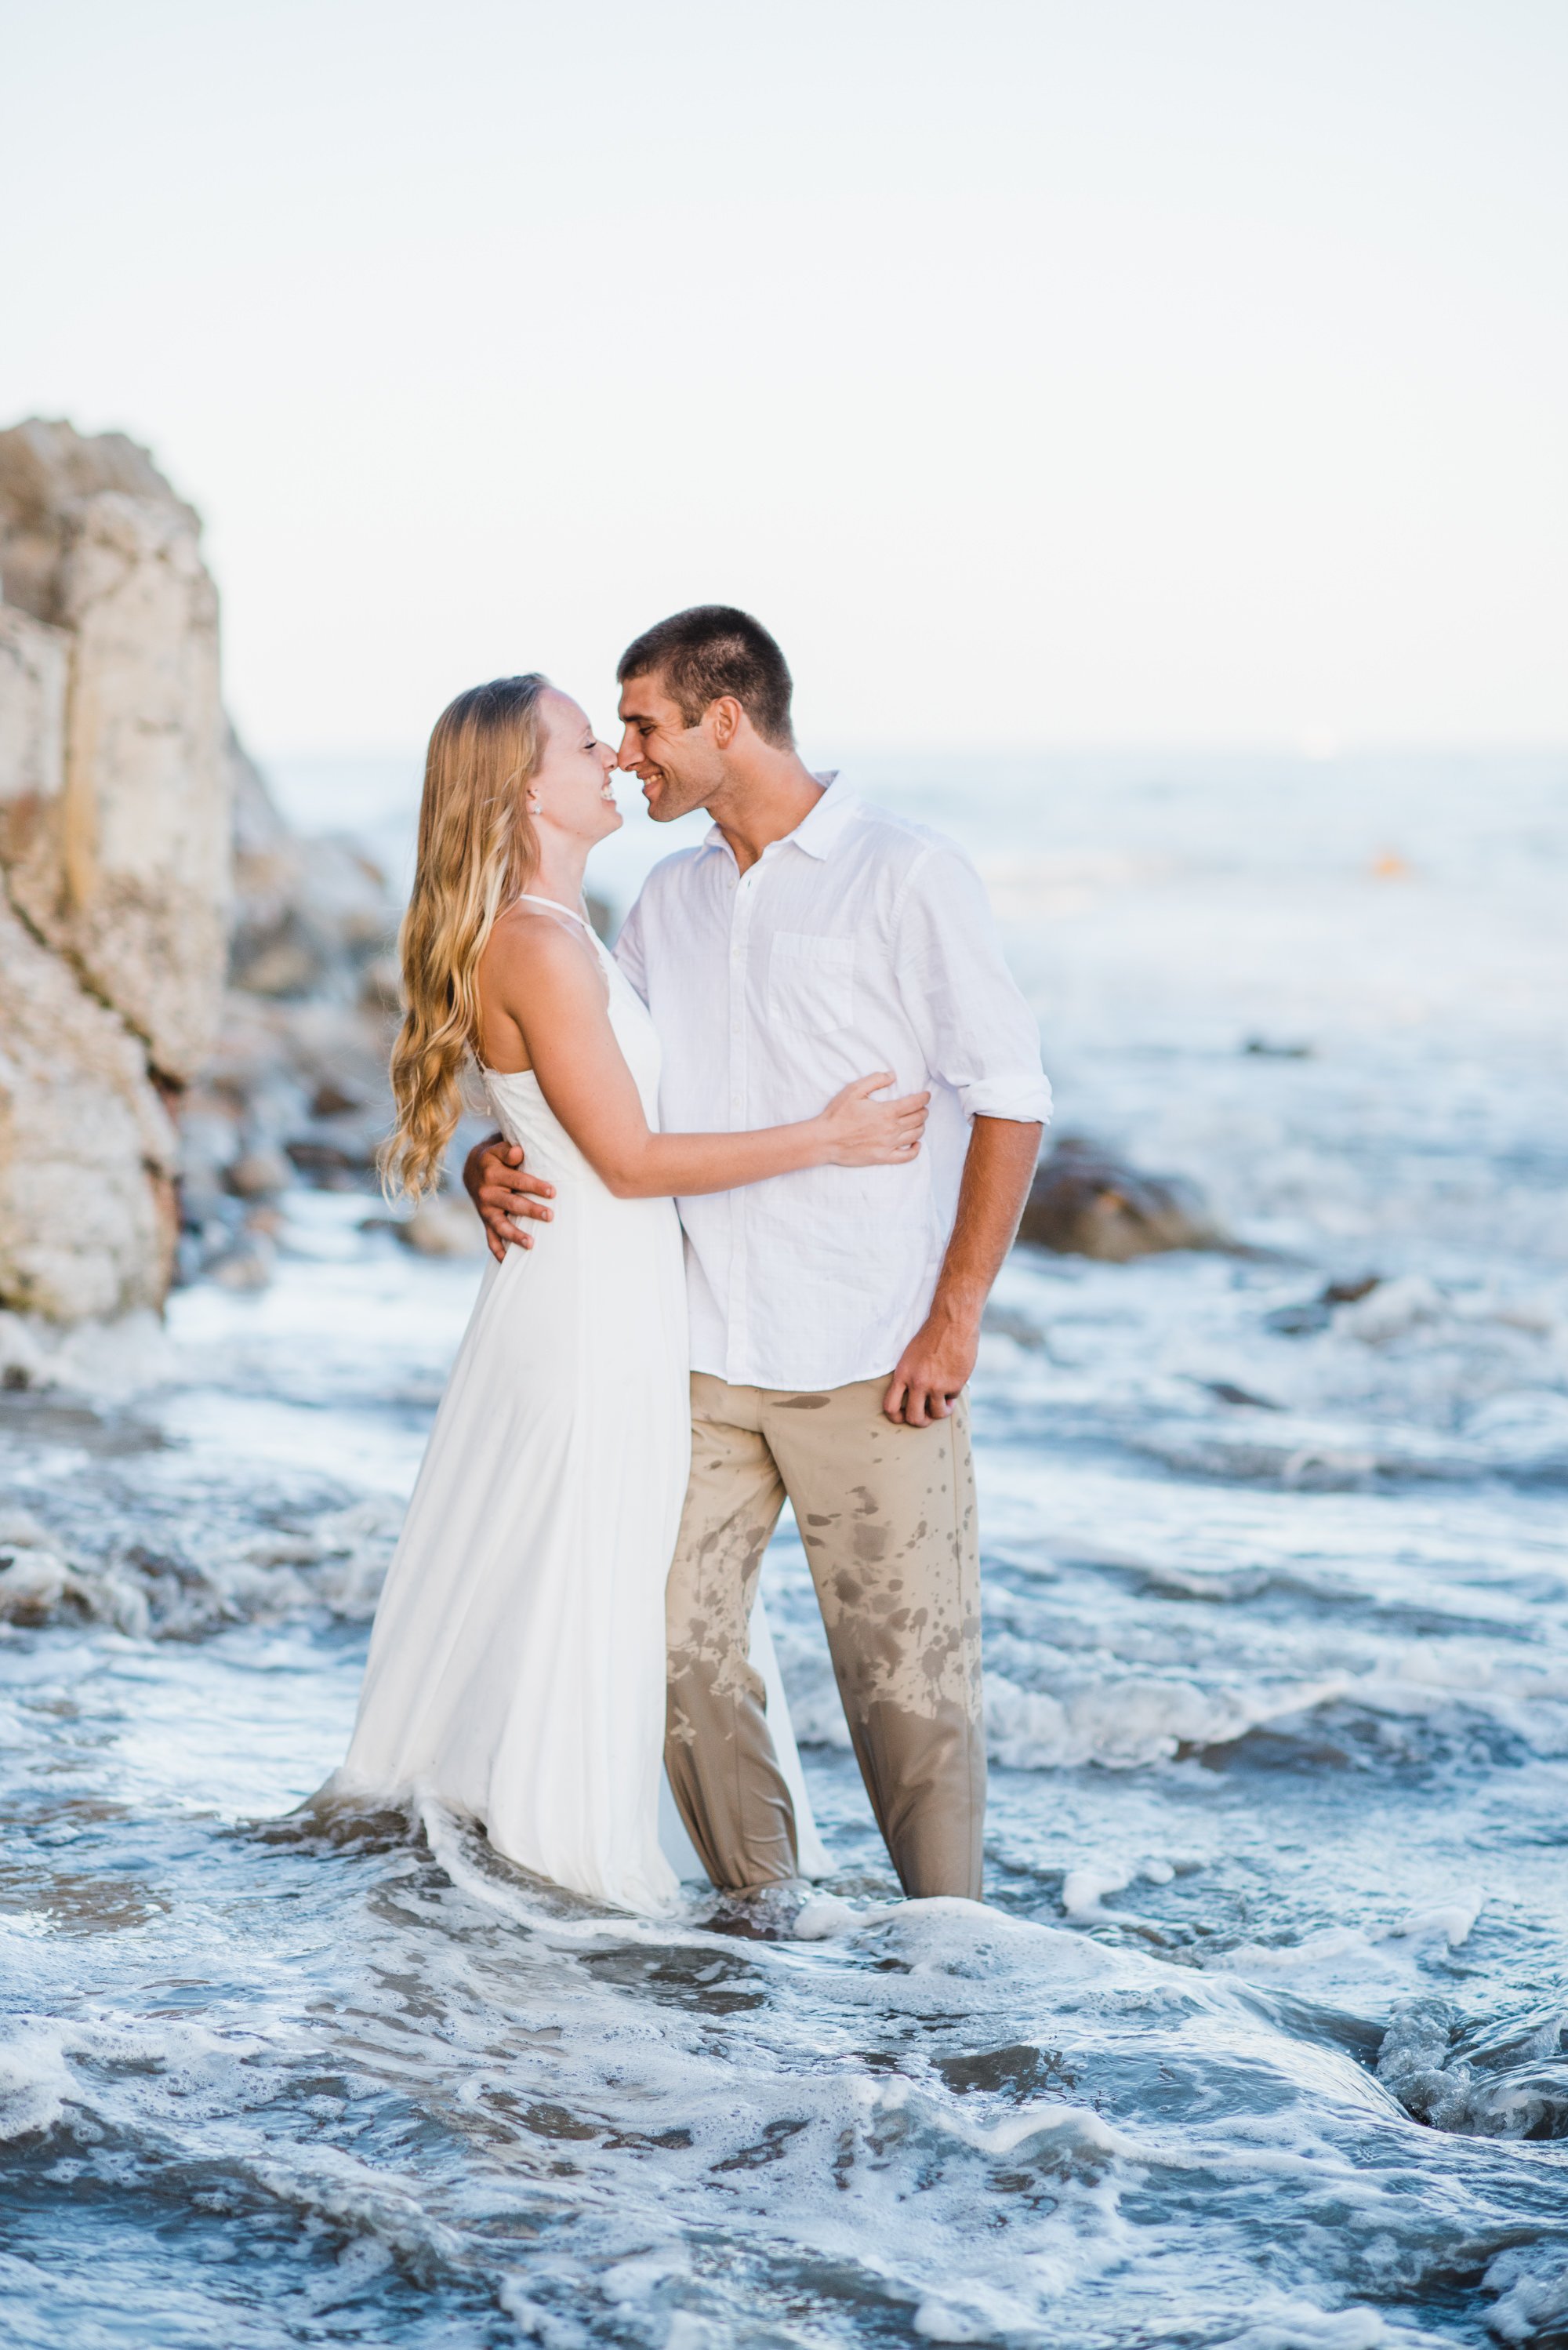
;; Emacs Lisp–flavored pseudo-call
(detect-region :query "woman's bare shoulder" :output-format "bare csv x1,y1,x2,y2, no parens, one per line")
488,903,596,972
483,904,606,1017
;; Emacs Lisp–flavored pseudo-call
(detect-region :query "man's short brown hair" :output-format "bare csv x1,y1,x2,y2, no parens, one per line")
617,606,794,747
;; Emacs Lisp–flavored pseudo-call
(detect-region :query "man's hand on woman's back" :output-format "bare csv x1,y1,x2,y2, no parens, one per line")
463,1134,556,1261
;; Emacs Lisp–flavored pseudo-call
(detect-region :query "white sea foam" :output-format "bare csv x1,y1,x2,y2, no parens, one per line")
1222,2297,1454,2350
0,1307,173,1399
1485,2246,1568,2341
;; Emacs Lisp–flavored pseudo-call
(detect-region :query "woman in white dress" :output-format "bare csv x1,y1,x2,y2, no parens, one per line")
333,675,927,1913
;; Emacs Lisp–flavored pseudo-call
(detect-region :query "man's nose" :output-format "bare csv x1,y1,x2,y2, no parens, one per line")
614,732,639,769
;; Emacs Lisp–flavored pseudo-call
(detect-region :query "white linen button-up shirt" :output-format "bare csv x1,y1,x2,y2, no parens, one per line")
614,776,1051,1392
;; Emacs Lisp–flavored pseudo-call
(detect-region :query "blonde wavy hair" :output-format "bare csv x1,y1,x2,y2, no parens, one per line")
381,674,550,1200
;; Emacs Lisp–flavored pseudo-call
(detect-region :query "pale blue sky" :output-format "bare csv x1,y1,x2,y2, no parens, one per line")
2,0,1564,754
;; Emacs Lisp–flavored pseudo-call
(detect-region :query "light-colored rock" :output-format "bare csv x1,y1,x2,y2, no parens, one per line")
0,420,423,1328
0,604,68,846
230,795,394,1004
0,418,232,1324
0,417,194,615
394,1194,487,1258
0,889,177,1320
219,990,396,1164
0,422,229,1084
225,1146,294,1200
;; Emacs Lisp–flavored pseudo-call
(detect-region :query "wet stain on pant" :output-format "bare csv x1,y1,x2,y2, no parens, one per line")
664,1372,985,1897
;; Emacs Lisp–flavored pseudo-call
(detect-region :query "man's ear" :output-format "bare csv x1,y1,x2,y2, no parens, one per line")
707,696,745,750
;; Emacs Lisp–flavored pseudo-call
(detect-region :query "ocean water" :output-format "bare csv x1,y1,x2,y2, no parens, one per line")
4,750,1568,2348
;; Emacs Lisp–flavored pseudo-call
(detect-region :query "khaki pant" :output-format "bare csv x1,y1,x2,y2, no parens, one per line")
664,1371,985,1900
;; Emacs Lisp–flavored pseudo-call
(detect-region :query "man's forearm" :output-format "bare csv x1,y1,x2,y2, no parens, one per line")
881,1116,1042,1425
931,1117,1043,1323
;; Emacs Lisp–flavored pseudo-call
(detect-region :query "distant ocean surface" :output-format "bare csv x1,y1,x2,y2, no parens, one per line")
5,748,1568,2347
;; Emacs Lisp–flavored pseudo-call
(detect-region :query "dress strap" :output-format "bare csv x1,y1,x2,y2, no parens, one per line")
517,888,611,953
516,892,597,935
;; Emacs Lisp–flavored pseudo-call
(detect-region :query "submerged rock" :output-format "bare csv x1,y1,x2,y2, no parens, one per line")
1016,1137,1227,1261
1264,1274,1381,1337
0,1542,84,1625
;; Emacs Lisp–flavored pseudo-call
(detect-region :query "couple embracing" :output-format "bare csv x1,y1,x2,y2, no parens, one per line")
333,607,1051,1919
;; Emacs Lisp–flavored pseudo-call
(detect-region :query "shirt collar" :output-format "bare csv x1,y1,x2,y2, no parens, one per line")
702,771,862,863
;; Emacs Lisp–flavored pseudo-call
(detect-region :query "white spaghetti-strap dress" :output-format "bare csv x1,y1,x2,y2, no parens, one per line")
334,896,824,1911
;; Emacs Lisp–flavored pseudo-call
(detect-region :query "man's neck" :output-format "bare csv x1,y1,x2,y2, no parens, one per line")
706,747,827,874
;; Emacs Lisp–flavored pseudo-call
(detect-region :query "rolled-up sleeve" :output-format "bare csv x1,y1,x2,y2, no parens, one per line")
892,844,1052,1124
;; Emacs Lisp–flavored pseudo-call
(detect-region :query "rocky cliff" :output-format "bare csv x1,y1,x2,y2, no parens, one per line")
0,419,405,1331
0,420,230,1320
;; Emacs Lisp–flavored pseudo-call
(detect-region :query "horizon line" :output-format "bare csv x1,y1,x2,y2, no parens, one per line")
249,738,1568,768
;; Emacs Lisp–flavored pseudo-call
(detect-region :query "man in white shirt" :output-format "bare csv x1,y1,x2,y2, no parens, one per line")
468,608,1049,1905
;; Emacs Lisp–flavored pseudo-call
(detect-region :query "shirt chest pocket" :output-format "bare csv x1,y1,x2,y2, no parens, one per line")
768,932,855,1035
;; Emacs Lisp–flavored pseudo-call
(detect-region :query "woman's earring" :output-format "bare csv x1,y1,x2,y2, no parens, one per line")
526,793,542,815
